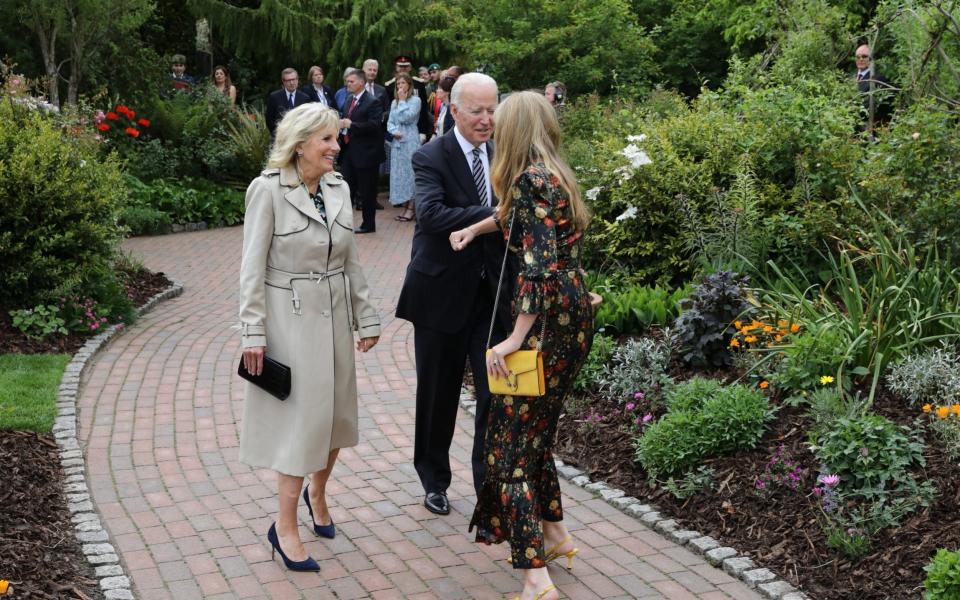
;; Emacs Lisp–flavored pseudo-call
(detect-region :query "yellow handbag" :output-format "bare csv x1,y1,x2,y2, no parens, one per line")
485,209,547,397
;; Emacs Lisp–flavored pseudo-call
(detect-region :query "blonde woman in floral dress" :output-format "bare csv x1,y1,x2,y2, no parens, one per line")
449,91,593,600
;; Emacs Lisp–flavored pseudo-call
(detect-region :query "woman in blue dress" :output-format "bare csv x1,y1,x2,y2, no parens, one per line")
387,73,421,222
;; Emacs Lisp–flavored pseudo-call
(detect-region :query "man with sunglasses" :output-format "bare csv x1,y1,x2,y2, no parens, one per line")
854,44,894,130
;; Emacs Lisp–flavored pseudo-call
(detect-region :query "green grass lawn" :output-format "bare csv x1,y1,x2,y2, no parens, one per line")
0,354,71,432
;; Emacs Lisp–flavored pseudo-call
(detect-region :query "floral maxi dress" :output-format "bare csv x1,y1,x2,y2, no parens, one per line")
469,164,595,569
386,96,421,206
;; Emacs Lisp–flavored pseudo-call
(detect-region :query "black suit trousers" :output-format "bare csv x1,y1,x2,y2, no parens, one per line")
341,147,379,230
413,281,506,496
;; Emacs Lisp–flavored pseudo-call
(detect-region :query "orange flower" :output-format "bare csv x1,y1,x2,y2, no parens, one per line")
763,325,774,333
936,406,950,419
790,323,801,333
952,404,960,416
777,319,788,327
744,335,757,344
734,320,743,330
729,338,740,348
759,380,769,389
922,404,932,413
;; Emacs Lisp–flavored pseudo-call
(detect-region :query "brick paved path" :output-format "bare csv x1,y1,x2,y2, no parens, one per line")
77,212,763,599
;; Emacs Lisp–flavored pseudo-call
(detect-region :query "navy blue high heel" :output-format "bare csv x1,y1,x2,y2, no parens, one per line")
267,523,320,571
303,485,336,539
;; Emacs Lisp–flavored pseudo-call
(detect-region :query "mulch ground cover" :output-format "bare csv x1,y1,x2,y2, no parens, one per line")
556,380,960,600
0,266,172,599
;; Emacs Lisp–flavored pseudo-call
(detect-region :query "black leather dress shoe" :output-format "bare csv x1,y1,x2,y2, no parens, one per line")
354,227,375,234
424,491,450,515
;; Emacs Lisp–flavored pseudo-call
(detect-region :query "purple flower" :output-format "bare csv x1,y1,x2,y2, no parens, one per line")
626,402,636,411
642,413,653,423
812,486,823,497
755,479,766,490
634,392,645,400
820,474,840,487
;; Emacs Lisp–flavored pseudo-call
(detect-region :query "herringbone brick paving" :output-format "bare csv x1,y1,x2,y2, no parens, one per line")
75,208,763,599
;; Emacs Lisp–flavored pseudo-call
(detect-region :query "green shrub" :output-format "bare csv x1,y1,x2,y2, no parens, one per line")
119,205,173,236
924,548,960,600
593,281,688,335
0,99,130,313
9,305,68,340
123,175,245,228
635,379,771,478
772,327,852,398
673,270,752,368
886,345,960,407
811,414,927,500
665,377,723,412
597,336,674,405
572,333,616,393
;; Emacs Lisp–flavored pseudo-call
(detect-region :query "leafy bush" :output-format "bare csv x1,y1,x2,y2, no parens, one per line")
804,388,870,441
921,403,960,461
123,176,245,229
597,336,674,406
0,98,131,316
887,345,960,407
593,281,689,335
9,305,68,339
635,379,771,478
572,333,616,393
118,205,173,236
811,414,928,501
772,327,853,398
673,270,751,368
924,548,960,600
662,466,715,500
665,376,723,412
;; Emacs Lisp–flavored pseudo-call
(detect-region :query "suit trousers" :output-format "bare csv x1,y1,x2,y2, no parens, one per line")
340,148,379,230
413,281,506,496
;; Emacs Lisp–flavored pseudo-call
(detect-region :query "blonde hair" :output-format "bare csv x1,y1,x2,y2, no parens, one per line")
267,103,340,168
491,91,588,231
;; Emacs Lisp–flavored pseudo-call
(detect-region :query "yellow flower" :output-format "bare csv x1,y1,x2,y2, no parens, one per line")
820,375,834,385
744,335,757,344
0,581,8,594
763,325,774,333
777,319,788,327
937,406,950,419
922,404,932,413
790,323,801,333
734,320,743,329
953,404,960,416
759,380,769,389
729,338,740,348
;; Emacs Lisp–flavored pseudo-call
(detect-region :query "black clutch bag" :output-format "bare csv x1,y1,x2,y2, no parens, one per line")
237,355,291,400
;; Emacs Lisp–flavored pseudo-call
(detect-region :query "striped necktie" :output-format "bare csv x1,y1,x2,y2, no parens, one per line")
472,147,488,206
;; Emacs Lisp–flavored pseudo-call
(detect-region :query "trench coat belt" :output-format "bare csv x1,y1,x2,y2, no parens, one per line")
264,265,347,317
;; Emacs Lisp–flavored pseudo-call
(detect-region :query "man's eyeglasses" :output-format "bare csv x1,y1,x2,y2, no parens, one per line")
855,54,871,59
173,63,184,67
283,78,298,83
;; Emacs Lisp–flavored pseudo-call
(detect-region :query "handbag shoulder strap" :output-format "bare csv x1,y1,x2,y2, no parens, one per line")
485,209,547,351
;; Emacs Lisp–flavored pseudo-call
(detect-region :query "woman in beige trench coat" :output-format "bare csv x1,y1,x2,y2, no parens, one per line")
239,103,380,571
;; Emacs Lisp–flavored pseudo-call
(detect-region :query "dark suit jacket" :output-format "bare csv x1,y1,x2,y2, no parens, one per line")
395,129,513,334
339,91,386,169
265,88,312,135
856,69,894,126
302,84,336,109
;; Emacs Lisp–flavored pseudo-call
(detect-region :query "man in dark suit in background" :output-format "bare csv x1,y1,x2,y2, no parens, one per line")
266,68,311,137
339,69,385,233
395,73,511,515
854,44,894,131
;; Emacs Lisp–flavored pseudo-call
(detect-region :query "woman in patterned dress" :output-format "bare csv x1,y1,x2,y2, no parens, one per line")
449,91,593,600
387,73,421,221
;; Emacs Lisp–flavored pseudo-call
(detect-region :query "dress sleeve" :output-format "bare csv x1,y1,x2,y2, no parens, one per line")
513,169,560,315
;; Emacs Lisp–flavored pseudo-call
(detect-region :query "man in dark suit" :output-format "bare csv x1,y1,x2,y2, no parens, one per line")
265,68,311,137
362,59,391,114
303,65,337,109
854,44,894,130
395,73,511,515
339,69,385,233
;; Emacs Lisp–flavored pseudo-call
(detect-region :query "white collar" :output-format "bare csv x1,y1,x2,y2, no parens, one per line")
454,126,487,158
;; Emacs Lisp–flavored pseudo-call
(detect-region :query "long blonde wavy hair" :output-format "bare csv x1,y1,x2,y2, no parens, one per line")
491,91,588,231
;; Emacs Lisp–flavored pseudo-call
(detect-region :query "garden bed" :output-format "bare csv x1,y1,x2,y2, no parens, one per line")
556,387,960,600
0,266,172,599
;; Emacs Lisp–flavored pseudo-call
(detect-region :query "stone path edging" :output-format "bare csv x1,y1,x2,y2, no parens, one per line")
459,389,812,600
55,280,184,600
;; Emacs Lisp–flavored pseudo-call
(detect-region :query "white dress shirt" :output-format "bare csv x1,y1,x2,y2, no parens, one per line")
454,126,492,205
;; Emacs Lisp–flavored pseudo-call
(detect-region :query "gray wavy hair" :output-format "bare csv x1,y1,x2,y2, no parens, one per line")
267,103,340,168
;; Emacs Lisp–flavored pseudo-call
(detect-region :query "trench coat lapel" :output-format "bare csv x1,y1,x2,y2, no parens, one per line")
279,165,329,227
320,173,345,224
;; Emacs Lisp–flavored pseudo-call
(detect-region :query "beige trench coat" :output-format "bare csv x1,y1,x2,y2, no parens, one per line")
238,165,380,476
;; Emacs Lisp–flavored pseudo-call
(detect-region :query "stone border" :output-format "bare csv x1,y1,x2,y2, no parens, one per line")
55,281,184,600
459,390,812,600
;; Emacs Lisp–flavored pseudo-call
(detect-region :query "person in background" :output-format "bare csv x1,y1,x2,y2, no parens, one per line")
303,65,336,109
449,91,593,600
544,81,567,109
387,73,421,222
362,58,390,113
335,67,353,112
238,102,380,572
418,65,430,82
212,65,236,107
169,54,195,93
854,44,894,130
425,63,442,96
386,56,432,144
265,68,310,137
339,69,385,233
432,75,456,138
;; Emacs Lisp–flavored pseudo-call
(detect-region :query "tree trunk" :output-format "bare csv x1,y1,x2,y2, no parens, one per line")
66,12,83,106
32,19,60,107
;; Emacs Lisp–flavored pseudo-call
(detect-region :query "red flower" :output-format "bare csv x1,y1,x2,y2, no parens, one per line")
115,105,135,119
125,127,140,138
106,111,119,120
97,123,110,132
137,118,150,127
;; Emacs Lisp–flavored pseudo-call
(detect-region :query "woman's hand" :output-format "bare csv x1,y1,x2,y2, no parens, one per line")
243,346,266,376
449,228,476,251
393,132,403,140
487,336,523,380
357,336,379,352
